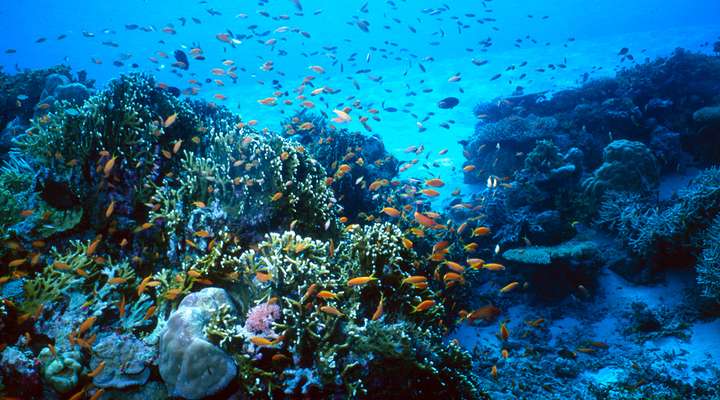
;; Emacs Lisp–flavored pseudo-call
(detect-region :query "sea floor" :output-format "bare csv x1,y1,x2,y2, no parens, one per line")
449,231,720,398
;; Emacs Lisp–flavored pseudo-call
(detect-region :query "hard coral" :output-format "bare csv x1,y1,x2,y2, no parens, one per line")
583,140,659,200
158,287,237,399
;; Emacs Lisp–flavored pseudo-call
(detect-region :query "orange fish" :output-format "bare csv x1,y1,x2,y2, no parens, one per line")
472,227,491,236
256,271,272,282
420,189,440,197
319,305,344,317
445,261,465,273
173,139,183,154
143,305,157,320
118,295,126,318
411,299,436,313
371,295,384,321
103,156,116,176
413,212,436,227
78,316,97,335
107,277,127,285
250,336,274,346
467,258,485,269
87,360,106,377
316,290,338,300
105,200,115,218
425,178,445,187
271,192,283,201
500,281,520,293
483,263,505,271
163,113,177,128
402,276,427,285
500,322,510,341
86,237,101,256
381,207,401,217
467,304,501,322
89,388,105,400
8,258,26,268
347,275,377,286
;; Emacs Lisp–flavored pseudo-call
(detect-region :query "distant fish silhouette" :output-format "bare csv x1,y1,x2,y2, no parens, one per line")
174,50,189,70
438,97,459,109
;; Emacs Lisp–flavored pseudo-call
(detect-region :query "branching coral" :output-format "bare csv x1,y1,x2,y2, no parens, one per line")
697,216,720,299
194,228,475,398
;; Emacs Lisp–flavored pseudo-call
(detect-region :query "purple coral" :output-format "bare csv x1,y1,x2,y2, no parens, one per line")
244,303,280,335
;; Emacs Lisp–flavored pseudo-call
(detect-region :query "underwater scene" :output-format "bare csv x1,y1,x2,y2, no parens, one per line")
0,0,720,399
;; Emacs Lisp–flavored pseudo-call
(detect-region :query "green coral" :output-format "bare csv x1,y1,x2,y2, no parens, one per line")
20,264,81,315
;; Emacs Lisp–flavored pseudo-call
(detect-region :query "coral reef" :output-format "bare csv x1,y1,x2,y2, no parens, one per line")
464,49,720,183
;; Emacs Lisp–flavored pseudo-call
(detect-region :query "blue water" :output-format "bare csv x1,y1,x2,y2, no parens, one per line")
2,1,718,184
2,1,720,398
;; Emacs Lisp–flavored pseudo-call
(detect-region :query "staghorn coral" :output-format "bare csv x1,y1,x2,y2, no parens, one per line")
150,130,339,249
474,115,558,144
697,215,720,300
196,228,477,398
343,321,481,399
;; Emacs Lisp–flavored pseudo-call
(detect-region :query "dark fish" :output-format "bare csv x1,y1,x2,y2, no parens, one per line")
165,86,181,97
618,47,629,55
174,50,189,70
192,17,201,24
125,24,139,30
5,49,16,54
39,178,79,210
357,20,370,33
437,97,459,109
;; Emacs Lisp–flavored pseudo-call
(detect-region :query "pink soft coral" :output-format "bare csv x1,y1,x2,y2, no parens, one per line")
244,303,280,335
